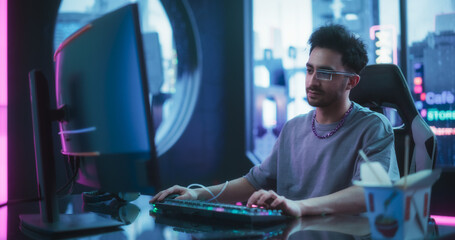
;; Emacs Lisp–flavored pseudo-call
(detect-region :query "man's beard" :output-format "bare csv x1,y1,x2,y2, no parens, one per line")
306,89,343,108
306,86,328,107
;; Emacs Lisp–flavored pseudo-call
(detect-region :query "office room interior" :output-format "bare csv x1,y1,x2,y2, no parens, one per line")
1,0,455,239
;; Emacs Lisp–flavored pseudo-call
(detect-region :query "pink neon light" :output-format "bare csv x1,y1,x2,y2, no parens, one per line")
0,0,7,238
369,25,398,65
431,215,455,227
0,207,5,240
414,85,423,94
430,126,455,136
420,92,426,101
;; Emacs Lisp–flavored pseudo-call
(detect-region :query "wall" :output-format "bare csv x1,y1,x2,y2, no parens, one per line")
158,0,253,188
8,0,61,202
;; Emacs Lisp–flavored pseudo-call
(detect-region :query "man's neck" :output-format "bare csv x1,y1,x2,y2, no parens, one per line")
315,100,352,124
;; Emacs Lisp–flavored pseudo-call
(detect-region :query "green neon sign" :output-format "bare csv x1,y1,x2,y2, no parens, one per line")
427,108,455,121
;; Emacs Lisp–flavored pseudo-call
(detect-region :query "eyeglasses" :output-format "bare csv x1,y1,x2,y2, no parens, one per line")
315,69,358,81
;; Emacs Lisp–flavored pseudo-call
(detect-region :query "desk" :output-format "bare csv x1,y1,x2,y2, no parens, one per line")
4,195,455,239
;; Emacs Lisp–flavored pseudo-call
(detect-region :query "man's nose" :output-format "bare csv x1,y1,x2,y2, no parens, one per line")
306,73,320,87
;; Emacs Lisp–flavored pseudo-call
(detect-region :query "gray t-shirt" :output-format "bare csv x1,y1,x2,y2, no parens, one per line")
245,102,400,200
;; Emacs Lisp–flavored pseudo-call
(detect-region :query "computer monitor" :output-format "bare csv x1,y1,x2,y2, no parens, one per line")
54,2,159,194
20,3,159,235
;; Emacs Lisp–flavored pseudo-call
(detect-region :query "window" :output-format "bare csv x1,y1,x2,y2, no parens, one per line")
406,0,455,166
247,0,400,164
248,0,455,167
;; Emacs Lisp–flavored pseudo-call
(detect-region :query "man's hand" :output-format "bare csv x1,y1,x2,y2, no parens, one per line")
246,189,303,217
150,185,198,203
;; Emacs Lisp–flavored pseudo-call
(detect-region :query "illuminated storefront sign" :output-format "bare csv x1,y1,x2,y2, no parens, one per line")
427,109,455,121
420,91,455,131
411,62,455,135
430,126,455,136
370,25,398,64
425,91,454,105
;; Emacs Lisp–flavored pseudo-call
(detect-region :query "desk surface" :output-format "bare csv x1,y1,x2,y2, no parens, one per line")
4,194,455,240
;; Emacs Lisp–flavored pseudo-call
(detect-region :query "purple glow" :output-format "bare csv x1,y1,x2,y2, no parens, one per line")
0,0,7,238
431,215,455,227
215,207,225,212
420,109,427,118
0,207,5,240
0,0,6,106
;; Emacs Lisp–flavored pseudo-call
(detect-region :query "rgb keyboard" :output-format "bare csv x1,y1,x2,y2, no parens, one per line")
151,199,289,225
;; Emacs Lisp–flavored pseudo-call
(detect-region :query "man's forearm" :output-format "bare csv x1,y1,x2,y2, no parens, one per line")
298,186,366,216
195,177,257,203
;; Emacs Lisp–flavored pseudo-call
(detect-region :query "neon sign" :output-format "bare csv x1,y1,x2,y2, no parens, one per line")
424,91,454,105
419,91,455,123
430,126,455,136
427,109,455,121
370,25,398,64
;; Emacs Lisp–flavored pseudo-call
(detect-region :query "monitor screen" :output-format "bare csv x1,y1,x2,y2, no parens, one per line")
53,3,159,194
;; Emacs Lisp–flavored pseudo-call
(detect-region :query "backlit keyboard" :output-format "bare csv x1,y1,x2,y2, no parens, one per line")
151,199,290,225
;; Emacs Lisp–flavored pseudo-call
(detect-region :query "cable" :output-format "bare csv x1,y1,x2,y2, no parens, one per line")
0,197,41,208
56,156,80,199
187,183,216,199
56,155,74,195
1,156,82,208
186,181,229,202
208,181,229,202
56,156,80,196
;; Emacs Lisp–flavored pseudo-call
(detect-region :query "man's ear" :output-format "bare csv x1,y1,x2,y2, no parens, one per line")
346,75,360,90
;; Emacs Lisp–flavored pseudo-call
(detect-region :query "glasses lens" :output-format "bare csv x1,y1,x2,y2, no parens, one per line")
316,71,331,81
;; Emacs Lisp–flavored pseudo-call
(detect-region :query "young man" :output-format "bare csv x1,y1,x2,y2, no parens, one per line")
151,24,400,217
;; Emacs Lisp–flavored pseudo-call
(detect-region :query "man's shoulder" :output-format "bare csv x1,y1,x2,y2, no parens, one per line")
351,103,393,130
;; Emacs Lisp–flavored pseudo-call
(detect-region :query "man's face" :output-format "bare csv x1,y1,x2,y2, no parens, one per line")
305,47,353,108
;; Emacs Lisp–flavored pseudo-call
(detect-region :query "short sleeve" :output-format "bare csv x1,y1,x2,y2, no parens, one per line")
352,114,400,182
244,122,290,191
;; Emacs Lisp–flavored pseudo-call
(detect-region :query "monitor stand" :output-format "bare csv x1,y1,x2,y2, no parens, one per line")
20,212,123,235
19,70,123,236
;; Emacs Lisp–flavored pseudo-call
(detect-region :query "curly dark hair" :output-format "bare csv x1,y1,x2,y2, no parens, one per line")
308,24,368,74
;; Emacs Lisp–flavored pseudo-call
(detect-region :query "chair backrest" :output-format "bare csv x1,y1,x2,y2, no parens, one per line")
350,64,437,177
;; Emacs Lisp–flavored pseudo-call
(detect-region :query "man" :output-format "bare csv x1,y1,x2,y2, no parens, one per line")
151,24,400,217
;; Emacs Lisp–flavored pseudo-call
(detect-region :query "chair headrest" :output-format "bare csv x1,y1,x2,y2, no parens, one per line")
350,64,419,123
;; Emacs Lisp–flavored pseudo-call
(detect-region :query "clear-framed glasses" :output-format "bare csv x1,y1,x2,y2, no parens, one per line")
315,69,358,81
